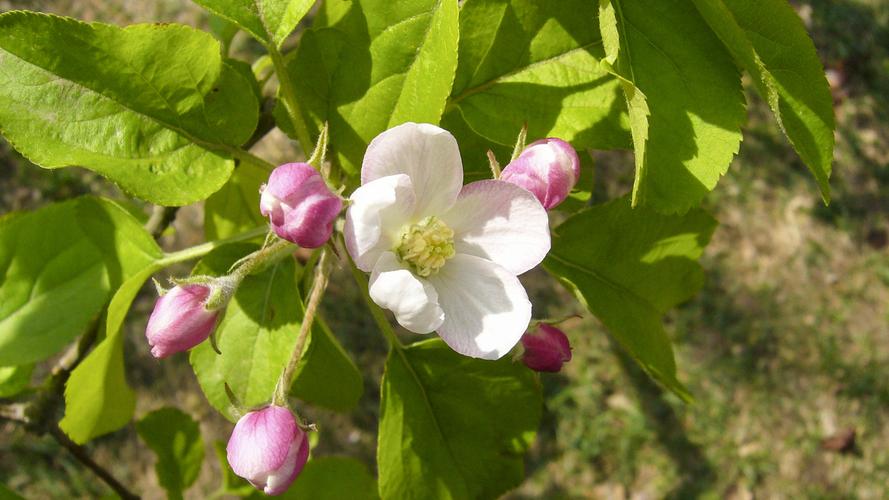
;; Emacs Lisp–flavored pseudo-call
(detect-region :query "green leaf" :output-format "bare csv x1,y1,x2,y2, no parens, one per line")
289,316,363,413
289,0,459,175
0,197,161,366
136,407,205,499
204,162,268,240
378,339,541,499
279,457,377,500
544,197,717,401
0,12,259,205
190,244,362,420
598,0,745,214
58,199,163,444
690,0,834,202
192,0,315,48
0,364,32,398
444,0,630,151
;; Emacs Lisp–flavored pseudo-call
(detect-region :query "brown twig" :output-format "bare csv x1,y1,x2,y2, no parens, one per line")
48,426,140,500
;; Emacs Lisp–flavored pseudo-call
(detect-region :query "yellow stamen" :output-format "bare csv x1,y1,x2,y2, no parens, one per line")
395,216,455,277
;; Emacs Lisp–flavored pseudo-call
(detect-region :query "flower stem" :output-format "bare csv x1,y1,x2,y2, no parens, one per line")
348,260,403,350
274,248,333,406
268,45,314,156
157,226,268,267
229,237,295,280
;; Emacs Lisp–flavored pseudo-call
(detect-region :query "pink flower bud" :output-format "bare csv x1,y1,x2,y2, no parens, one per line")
227,405,309,496
520,324,572,372
260,163,342,248
145,284,220,359
500,138,580,210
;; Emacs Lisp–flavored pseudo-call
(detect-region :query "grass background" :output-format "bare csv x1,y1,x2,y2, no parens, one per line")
1,0,889,498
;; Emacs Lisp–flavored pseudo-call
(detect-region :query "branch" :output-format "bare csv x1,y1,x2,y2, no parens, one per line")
48,426,140,500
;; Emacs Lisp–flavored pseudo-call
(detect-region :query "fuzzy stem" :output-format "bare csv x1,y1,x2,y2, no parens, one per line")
274,249,333,405
157,226,268,267
268,45,314,156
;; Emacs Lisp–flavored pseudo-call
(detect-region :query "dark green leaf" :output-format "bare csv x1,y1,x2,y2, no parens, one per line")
598,0,745,214
193,0,315,48
0,12,258,205
378,339,541,499
691,0,834,202
289,0,459,175
544,197,717,400
445,0,629,151
289,316,363,413
136,407,205,498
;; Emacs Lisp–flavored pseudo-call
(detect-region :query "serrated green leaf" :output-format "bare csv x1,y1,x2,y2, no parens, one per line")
190,244,362,420
0,12,259,205
378,339,541,499
445,0,629,151
544,197,716,401
278,457,377,500
289,0,459,176
598,0,745,214
204,162,268,240
59,200,164,444
136,407,205,498
691,0,834,202
192,0,315,48
0,197,161,366
0,364,32,398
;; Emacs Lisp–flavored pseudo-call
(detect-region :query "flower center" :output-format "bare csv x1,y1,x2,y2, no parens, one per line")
395,216,455,277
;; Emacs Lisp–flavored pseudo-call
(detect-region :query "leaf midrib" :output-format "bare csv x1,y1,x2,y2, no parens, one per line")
390,345,470,495
445,41,604,112
0,46,240,159
546,250,661,316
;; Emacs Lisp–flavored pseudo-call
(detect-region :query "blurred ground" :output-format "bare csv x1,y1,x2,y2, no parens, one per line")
2,0,889,498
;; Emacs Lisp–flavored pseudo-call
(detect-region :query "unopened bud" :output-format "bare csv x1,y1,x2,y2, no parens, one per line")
227,405,309,496
145,284,221,358
260,163,342,248
500,138,580,209
521,324,572,372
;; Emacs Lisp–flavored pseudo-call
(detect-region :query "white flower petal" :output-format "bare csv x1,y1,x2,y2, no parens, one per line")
369,252,445,334
428,254,532,360
362,122,463,217
345,174,416,272
441,180,551,275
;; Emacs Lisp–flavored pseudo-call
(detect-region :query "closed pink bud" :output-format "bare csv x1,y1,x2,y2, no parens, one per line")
145,284,220,358
227,405,309,496
521,324,572,372
500,138,580,209
260,163,342,248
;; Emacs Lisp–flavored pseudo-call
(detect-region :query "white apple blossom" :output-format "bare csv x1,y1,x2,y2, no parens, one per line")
345,122,551,359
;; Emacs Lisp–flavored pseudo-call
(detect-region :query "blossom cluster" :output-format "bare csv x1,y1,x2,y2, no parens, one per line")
143,122,577,495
